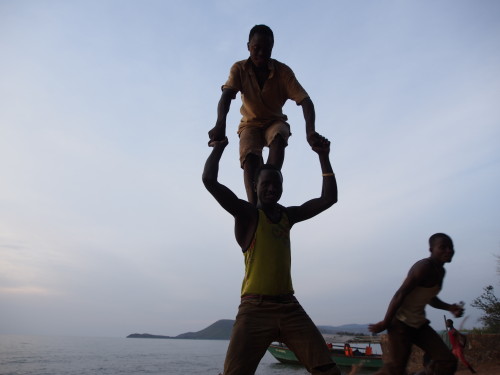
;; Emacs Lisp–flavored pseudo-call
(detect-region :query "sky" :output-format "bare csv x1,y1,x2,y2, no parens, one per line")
1,0,499,338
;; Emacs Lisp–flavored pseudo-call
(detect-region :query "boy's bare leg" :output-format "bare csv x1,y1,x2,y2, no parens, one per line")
267,134,286,170
243,153,261,205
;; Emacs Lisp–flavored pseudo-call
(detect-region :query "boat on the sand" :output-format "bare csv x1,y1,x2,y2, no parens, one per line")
267,342,383,369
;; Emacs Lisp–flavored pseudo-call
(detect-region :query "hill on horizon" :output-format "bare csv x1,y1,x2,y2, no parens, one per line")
127,320,372,340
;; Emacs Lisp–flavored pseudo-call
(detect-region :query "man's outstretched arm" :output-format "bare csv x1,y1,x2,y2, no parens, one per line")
369,260,429,333
429,297,465,317
202,137,250,218
300,97,321,147
208,88,236,142
287,135,337,225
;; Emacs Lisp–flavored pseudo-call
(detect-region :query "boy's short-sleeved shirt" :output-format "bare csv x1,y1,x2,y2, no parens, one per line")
222,58,309,134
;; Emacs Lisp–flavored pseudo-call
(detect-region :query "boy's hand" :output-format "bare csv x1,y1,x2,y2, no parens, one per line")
307,131,322,147
311,134,330,155
208,136,229,148
208,123,226,143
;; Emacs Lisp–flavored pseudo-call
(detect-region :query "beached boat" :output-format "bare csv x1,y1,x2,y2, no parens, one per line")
267,342,383,369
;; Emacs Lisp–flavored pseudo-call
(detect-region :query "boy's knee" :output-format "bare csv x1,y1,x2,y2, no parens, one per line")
243,153,261,170
269,134,286,148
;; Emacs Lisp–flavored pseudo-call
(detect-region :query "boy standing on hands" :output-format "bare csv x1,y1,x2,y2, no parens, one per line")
208,24,323,204
369,233,464,375
203,135,340,375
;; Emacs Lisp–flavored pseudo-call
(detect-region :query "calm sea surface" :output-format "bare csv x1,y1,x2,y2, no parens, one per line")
0,335,380,375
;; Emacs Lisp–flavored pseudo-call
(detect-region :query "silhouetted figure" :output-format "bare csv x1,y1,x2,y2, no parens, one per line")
369,233,464,375
203,135,340,375
446,319,476,373
208,24,324,204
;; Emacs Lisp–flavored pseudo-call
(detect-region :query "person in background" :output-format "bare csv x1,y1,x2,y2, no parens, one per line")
369,233,465,375
446,319,476,373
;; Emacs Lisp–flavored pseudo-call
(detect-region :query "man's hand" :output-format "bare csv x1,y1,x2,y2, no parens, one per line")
368,321,386,334
208,123,226,144
307,131,322,147
208,136,229,148
311,134,330,155
450,303,465,318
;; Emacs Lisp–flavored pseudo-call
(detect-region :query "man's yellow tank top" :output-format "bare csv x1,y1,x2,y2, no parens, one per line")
395,285,441,328
241,209,294,296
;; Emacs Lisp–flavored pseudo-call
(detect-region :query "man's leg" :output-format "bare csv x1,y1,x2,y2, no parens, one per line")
413,324,457,375
223,300,279,375
373,319,414,375
279,302,341,375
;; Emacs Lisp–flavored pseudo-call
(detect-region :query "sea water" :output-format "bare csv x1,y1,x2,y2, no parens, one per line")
0,335,380,375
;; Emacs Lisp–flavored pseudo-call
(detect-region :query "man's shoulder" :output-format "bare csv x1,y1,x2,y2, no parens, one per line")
415,257,430,265
230,59,250,70
278,204,293,227
409,258,428,269
408,258,434,277
271,58,294,72
278,203,289,216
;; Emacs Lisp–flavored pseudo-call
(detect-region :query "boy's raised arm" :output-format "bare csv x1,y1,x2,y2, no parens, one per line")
287,135,337,225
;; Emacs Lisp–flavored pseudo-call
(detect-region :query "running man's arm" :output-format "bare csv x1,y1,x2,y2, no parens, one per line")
369,260,429,333
286,135,337,226
429,297,465,317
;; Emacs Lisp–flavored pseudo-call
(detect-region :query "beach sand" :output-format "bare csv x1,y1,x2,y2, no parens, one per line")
455,363,500,374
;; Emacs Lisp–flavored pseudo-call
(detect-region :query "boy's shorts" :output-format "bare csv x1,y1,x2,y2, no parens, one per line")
238,121,291,168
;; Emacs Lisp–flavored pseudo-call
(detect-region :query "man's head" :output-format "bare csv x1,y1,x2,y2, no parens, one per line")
446,319,454,328
247,24,274,68
429,233,454,264
254,164,283,206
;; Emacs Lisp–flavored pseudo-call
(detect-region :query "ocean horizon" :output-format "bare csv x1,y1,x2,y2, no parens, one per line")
0,334,381,374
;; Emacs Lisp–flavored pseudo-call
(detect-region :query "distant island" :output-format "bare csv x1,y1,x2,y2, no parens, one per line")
127,320,372,340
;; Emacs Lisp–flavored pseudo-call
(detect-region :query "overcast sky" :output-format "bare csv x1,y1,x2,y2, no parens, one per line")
1,0,499,338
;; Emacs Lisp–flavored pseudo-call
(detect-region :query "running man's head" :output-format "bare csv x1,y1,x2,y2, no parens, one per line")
429,233,454,264
446,319,454,328
247,25,274,68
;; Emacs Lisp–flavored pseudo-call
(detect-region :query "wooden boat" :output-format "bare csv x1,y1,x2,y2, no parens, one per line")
267,342,383,369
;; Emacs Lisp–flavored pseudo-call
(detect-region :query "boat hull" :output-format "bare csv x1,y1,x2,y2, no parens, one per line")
267,344,383,369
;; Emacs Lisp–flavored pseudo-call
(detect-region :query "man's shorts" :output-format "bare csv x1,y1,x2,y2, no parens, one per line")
238,121,291,168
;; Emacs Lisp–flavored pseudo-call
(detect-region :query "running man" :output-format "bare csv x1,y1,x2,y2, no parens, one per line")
369,233,465,375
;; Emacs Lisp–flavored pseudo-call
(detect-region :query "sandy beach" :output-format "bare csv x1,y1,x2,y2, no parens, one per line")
455,363,500,375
